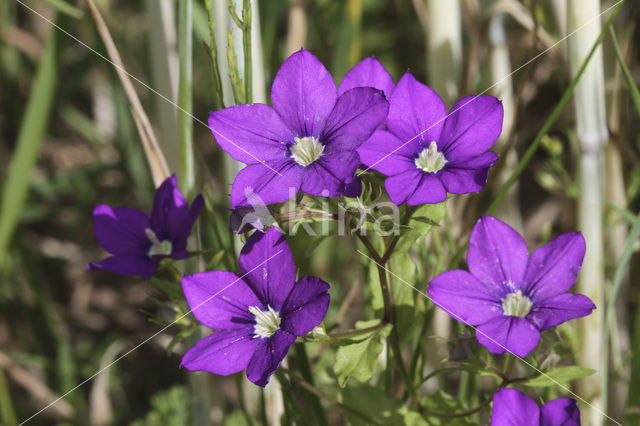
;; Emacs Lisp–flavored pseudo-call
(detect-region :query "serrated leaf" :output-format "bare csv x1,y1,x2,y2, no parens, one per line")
524,366,595,387
334,320,392,387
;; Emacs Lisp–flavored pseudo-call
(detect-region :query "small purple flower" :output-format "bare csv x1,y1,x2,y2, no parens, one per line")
208,49,389,208
88,175,204,279
180,227,330,386
491,388,580,425
428,216,595,357
358,72,503,205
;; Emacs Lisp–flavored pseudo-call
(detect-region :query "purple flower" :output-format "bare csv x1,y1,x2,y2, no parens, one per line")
180,227,330,386
208,49,389,208
491,388,580,425
88,175,204,279
428,216,595,357
358,72,503,205
229,205,275,234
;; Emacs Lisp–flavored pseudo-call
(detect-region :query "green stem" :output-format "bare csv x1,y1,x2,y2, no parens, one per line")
242,0,252,103
0,369,17,426
328,322,387,339
178,0,194,197
233,374,253,425
203,0,224,110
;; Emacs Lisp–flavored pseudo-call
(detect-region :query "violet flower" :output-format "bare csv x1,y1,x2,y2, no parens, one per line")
180,227,330,386
428,216,595,357
358,72,503,205
491,388,580,425
88,175,203,279
208,49,389,208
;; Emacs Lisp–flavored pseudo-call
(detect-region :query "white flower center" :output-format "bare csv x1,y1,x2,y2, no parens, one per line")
290,136,325,167
145,228,173,257
501,290,533,318
248,305,281,338
415,141,447,173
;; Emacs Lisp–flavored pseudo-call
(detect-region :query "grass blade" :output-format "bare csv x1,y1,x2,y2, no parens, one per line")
0,27,58,269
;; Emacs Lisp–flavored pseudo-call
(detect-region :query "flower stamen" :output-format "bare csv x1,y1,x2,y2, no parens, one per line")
415,141,446,173
290,136,325,166
501,290,533,318
145,228,173,257
248,305,281,338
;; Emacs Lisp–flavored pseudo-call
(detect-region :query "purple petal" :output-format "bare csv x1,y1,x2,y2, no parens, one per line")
281,276,330,336
338,57,395,98
181,329,257,376
230,159,303,208
181,270,260,330
208,104,292,164
491,388,541,426
150,175,189,241
384,169,423,205
524,232,586,301
239,227,296,310
475,316,540,357
301,152,360,196
468,216,529,294
246,330,297,387
87,255,157,279
541,398,581,426
528,293,595,331
358,129,415,176
342,176,362,198
321,87,389,153
271,49,337,138
428,270,503,325
172,194,204,252
439,95,503,162
405,172,447,205
440,151,498,194
92,205,150,255
386,72,446,152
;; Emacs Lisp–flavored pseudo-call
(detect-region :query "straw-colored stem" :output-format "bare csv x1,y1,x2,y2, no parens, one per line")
178,0,195,197
568,0,608,423
426,0,462,104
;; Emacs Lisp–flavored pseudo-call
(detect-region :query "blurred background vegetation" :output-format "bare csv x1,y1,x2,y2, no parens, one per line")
1,0,639,425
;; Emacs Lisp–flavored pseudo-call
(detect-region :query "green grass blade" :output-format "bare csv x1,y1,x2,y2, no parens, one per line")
610,27,640,118
0,29,58,269
42,0,83,18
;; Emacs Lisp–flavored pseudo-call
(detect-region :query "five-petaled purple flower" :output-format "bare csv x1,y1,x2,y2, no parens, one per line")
428,216,595,357
358,72,503,205
208,49,389,208
180,227,330,386
491,388,580,425
89,175,203,279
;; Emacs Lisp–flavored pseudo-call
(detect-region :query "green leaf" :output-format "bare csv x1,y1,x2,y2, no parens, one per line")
394,202,446,253
341,384,404,426
334,319,392,387
524,366,595,387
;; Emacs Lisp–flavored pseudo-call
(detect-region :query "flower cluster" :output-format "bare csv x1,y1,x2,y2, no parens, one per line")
87,48,595,408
